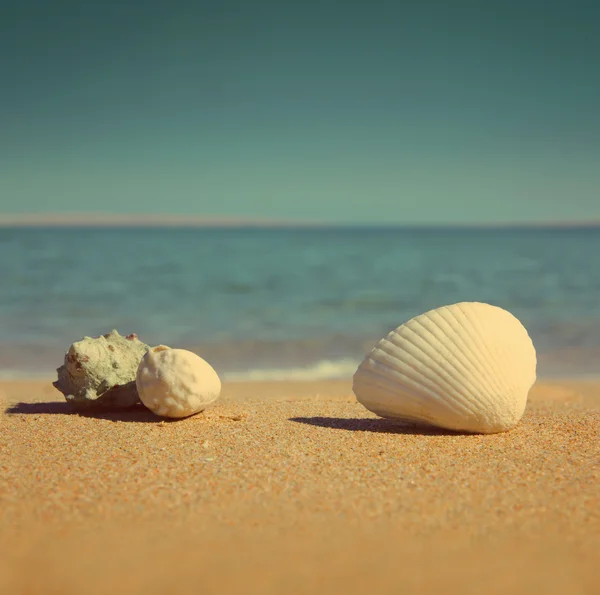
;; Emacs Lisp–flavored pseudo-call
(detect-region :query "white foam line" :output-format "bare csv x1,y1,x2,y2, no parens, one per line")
1,368,598,383
222,359,360,381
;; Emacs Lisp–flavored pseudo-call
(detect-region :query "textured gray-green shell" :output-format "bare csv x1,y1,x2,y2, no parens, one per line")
53,330,150,410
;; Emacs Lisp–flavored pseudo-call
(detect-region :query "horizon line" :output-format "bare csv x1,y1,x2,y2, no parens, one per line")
0,212,599,229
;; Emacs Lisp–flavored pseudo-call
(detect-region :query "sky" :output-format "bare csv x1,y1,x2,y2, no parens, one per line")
1,0,599,224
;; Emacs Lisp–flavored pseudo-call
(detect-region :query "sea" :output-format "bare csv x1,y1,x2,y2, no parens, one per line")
1,225,599,380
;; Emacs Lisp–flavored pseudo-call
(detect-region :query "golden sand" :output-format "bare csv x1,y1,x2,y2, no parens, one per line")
1,379,598,594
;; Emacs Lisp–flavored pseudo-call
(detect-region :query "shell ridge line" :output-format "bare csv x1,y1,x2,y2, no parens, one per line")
354,370,435,421
429,307,502,413
357,354,445,412
408,318,488,414
439,304,504,401
354,367,450,425
488,309,534,397
482,312,521,405
357,359,449,413
454,302,520,409
424,308,498,385
382,329,477,416
442,305,502,412
373,339,466,411
381,333,480,418
449,303,510,414
356,353,455,415
399,324,480,417
370,340,471,417
355,382,441,426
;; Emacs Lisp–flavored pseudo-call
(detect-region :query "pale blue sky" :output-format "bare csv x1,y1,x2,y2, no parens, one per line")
1,0,599,224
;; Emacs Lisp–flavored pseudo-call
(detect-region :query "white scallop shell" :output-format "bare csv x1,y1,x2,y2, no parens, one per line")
352,302,537,434
136,346,221,418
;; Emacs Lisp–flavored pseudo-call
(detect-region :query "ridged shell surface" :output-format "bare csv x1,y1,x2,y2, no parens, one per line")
352,302,537,434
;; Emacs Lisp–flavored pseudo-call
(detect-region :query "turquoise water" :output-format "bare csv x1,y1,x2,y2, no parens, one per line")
1,226,599,379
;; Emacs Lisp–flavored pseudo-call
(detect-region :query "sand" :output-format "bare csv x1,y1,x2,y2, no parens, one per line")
1,378,598,594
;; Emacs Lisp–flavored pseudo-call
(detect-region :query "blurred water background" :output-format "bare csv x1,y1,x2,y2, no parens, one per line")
1,225,599,379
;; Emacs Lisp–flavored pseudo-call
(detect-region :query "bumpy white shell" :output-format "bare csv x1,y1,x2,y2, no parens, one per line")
136,346,221,418
353,302,537,434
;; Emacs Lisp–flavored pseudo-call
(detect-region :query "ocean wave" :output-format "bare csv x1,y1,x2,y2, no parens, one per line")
222,358,359,381
0,362,599,383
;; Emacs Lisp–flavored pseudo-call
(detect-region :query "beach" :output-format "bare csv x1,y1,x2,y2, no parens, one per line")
4,0,600,590
1,378,598,594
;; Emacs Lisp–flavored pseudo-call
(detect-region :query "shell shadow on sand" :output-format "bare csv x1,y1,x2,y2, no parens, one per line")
4,401,172,423
289,416,469,436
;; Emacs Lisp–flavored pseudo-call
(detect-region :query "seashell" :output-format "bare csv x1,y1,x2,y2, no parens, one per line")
136,346,221,418
352,302,537,434
53,330,150,410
